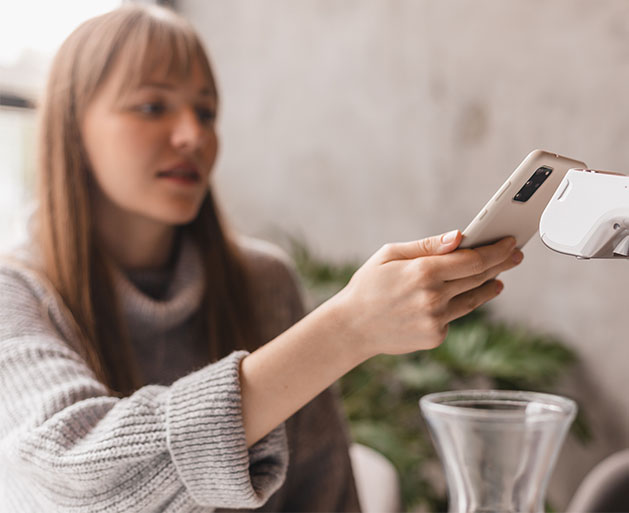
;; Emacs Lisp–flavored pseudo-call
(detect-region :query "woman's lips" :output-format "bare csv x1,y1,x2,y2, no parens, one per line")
156,166,201,185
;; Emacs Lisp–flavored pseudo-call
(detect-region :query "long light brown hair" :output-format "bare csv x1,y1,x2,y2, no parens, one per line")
36,5,260,396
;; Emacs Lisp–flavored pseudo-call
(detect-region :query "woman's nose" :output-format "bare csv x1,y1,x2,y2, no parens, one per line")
170,108,205,151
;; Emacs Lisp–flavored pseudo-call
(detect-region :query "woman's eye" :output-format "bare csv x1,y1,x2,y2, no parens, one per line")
136,102,166,116
196,107,216,125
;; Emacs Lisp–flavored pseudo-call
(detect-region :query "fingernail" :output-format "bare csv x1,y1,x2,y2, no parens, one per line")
496,281,504,294
512,250,524,264
441,230,458,244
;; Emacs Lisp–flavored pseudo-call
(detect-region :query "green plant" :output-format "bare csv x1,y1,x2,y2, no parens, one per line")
288,238,590,512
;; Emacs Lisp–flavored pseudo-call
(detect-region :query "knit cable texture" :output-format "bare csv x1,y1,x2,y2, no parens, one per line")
0,241,289,513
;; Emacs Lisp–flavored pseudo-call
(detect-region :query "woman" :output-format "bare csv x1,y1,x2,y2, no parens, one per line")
0,5,522,512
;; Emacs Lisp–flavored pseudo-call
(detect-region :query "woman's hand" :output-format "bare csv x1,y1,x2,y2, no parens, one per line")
240,229,522,446
330,230,523,359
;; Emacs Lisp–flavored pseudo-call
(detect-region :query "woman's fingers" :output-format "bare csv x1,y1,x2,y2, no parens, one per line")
427,237,517,282
443,249,523,299
376,230,462,264
347,233,523,357
444,279,504,324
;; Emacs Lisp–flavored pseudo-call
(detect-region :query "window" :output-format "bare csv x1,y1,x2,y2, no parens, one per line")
0,0,122,249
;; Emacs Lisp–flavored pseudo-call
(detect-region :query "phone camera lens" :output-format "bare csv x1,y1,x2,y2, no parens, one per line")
513,166,553,202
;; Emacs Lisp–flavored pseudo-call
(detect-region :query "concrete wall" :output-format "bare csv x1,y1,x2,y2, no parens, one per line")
179,1,629,509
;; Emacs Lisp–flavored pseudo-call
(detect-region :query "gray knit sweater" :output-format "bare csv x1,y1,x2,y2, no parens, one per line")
0,235,360,513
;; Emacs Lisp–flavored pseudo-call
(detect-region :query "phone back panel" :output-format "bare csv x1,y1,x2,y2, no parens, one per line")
460,150,587,249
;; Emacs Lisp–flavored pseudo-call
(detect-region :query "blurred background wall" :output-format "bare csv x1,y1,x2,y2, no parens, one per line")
177,0,629,509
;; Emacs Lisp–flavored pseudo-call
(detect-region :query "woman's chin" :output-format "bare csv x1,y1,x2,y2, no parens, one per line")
145,203,202,227
164,208,202,226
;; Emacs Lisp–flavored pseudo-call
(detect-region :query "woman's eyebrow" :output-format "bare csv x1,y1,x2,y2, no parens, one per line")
137,82,216,98
138,82,175,90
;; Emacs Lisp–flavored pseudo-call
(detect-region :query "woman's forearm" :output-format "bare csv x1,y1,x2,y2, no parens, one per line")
240,295,366,447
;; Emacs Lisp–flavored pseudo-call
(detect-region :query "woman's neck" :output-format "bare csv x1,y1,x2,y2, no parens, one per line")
94,194,177,272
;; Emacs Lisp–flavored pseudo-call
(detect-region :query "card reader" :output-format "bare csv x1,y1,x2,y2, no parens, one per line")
539,168,629,259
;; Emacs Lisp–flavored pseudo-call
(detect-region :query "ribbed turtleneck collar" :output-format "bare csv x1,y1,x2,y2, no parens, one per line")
110,235,205,337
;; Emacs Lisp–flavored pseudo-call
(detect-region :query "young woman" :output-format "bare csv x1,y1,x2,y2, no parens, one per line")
0,5,523,512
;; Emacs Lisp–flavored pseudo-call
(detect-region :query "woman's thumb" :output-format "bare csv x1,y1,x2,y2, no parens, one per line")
378,230,461,262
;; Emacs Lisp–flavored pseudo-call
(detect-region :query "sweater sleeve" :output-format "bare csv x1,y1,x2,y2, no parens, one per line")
0,265,288,512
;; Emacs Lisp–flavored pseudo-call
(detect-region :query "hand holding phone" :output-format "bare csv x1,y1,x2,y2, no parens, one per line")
460,150,587,250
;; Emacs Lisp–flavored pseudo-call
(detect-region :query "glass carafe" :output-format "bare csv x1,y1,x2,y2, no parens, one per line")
419,390,576,513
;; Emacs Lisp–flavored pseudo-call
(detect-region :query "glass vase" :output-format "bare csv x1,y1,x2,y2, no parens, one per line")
419,390,576,513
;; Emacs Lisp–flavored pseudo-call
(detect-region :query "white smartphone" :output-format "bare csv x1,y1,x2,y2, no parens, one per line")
460,149,587,250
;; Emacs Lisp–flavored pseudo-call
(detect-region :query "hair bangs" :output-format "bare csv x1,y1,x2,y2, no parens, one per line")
113,10,216,100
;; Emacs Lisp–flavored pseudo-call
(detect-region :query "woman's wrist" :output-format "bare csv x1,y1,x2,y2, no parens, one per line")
317,289,376,367
239,293,370,447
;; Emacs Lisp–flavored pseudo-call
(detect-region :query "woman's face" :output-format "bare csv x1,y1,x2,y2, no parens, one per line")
82,55,219,228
